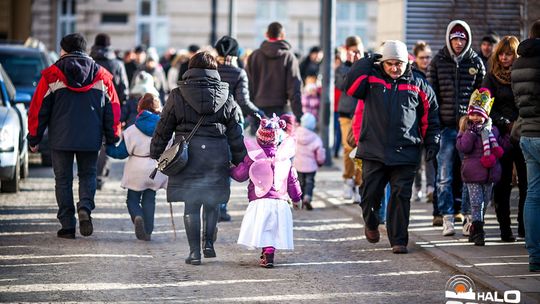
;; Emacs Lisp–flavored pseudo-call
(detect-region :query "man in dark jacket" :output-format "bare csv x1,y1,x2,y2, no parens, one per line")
90,33,129,190
246,22,303,131
428,20,485,237
511,19,540,272
477,33,499,70
335,36,364,202
299,46,323,82
345,40,440,254
27,33,122,239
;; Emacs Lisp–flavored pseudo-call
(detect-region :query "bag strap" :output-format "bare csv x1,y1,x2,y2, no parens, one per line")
184,115,206,142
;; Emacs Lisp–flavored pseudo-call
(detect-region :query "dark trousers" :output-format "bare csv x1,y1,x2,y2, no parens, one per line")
51,150,98,229
298,171,316,201
494,145,527,236
361,159,417,247
126,189,156,234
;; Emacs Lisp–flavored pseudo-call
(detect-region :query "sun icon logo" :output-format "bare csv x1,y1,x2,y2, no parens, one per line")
445,275,476,300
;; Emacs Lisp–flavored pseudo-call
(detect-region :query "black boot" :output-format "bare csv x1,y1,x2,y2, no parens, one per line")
184,214,201,265
202,205,219,258
470,221,485,246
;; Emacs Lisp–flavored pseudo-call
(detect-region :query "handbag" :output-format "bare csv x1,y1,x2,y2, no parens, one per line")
149,115,206,179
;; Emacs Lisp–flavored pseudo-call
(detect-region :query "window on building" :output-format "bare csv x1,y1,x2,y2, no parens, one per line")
56,0,77,53
101,13,128,24
336,1,367,47
255,0,288,46
136,0,168,54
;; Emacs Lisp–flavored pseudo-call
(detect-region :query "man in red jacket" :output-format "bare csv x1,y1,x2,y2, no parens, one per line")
27,33,121,239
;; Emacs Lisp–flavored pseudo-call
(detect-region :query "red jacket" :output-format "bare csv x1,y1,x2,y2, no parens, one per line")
28,53,121,151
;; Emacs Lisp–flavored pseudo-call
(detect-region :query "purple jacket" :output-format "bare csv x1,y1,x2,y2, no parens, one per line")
230,145,302,202
456,126,507,183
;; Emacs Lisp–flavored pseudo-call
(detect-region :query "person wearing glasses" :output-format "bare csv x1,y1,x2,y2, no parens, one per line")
344,40,440,254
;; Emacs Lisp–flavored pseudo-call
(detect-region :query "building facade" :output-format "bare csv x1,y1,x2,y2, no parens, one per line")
26,0,378,56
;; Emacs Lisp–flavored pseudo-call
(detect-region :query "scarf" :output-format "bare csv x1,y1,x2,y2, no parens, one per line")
493,67,511,85
472,118,504,168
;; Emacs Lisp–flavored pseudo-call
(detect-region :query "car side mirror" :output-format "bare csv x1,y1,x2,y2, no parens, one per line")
14,92,32,104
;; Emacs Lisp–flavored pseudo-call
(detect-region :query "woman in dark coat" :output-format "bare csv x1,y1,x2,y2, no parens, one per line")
150,52,246,265
481,36,527,241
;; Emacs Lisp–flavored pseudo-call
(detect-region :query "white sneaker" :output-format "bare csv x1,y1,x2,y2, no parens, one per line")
353,185,361,204
442,215,455,236
342,179,354,200
462,215,472,236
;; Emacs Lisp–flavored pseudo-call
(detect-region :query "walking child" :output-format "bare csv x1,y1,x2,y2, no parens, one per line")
293,113,326,210
106,93,167,241
231,116,302,268
456,88,506,246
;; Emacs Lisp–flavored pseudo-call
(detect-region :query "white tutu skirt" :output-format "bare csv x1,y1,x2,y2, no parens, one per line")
237,198,294,250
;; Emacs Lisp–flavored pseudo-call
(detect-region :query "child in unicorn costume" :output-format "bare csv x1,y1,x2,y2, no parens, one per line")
231,115,302,268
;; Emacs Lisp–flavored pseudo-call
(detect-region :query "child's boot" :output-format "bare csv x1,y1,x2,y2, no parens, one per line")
184,214,201,265
259,247,275,268
470,221,485,246
442,215,455,236
202,205,219,258
303,195,313,210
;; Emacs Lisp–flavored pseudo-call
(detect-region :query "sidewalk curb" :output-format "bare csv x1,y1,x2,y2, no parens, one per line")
320,195,538,304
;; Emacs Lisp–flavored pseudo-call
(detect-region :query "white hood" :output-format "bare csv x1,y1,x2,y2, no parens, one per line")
445,20,473,62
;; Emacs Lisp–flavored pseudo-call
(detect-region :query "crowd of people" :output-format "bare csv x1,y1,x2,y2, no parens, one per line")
24,19,540,272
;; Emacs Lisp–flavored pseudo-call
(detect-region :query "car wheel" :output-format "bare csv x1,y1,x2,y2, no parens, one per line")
20,150,29,179
41,153,52,167
1,156,20,193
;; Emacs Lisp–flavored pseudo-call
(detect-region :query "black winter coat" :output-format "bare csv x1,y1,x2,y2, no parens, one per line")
90,46,129,103
150,68,246,204
217,63,261,117
428,47,485,128
482,73,518,133
344,57,440,166
335,62,358,117
511,38,540,138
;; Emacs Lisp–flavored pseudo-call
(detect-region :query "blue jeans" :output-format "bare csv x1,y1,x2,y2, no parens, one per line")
437,128,469,215
126,189,156,234
51,150,98,229
520,137,540,264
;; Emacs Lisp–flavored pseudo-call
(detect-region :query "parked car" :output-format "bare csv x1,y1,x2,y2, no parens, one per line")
0,64,31,192
0,42,54,166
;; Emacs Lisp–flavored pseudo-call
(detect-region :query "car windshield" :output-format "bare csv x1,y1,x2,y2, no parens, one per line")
0,53,46,88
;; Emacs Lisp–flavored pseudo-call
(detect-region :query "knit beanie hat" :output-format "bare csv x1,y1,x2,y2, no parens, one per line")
256,115,287,146
450,24,468,41
300,113,316,131
94,33,111,47
215,36,239,57
467,89,504,168
131,71,160,97
60,33,87,53
468,88,494,120
381,40,409,63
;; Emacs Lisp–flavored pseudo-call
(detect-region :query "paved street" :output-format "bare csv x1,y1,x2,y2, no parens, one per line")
0,155,537,303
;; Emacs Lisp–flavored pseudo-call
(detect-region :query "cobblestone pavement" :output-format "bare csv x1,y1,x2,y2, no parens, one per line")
0,158,476,303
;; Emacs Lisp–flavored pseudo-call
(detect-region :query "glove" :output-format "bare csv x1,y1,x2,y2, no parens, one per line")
292,200,302,210
425,146,438,162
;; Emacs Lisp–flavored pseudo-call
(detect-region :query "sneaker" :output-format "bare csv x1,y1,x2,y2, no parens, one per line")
442,215,455,236
77,208,93,236
392,245,408,254
454,213,463,223
342,179,354,200
462,215,472,237
57,228,75,239
432,215,443,226
352,186,361,204
134,216,147,240
364,227,380,243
